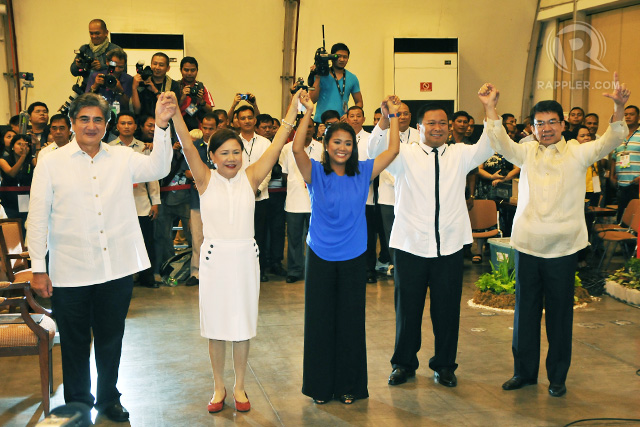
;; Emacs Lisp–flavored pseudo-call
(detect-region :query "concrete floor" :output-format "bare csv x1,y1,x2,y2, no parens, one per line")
1,260,639,426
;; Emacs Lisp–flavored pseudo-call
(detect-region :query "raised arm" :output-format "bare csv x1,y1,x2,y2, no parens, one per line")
246,90,301,192
291,90,315,184
371,96,400,179
172,97,211,194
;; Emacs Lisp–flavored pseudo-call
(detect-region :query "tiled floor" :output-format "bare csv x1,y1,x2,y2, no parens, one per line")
1,260,639,426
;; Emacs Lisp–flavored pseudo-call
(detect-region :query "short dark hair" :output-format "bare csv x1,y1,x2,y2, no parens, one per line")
452,110,471,121
501,113,515,122
625,105,640,115
416,103,448,125
529,100,564,123
116,111,136,123
10,134,30,152
235,105,255,118
28,101,48,115
347,106,364,116
213,109,228,120
585,113,599,121
374,108,381,115
272,118,280,126
569,106,585,115
320,110,341,124
208,128,244,156
574,125,590,134
49,113,71,128
321,122,360,176
255,114,274,127
202,112,220,126
9,115,20,126
137,114,154,128
107,48,127,66
151,52,170,66
331,43,350,56
68,93,110,122
180,56,198,70
90,19,107,31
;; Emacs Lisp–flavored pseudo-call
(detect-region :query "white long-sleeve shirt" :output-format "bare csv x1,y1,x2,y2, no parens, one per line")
282,140,323,213
240,133,271,201
109,137,161,216
487,118,626,258
368,123,493,258
26,126,172,287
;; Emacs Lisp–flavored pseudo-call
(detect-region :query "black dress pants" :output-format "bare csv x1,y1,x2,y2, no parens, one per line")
51,276,134,409
512,250,577,384
254,199,268,271
265,191,287,266
302,248,368,401
138,215,156,284
391,249,463,372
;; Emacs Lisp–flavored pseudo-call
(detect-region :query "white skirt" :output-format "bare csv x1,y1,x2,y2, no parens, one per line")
199,238,260,341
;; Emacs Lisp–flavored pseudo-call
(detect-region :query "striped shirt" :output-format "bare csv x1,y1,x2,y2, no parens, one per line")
613,128,640,187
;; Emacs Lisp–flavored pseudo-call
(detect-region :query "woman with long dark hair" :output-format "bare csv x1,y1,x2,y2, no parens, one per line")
173,89,303,414
0,134,34,223
293,95,401,404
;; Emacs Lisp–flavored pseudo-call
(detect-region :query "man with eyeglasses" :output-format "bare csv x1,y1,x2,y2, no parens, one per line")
309,43,363,123
478,73,630,398
369,100,493,388
85,49,132,107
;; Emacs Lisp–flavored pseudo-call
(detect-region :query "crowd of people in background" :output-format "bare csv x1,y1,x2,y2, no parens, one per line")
8,17,636,422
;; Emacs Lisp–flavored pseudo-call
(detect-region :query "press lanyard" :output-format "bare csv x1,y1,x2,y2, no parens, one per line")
244,137,256,162
330,68,346,97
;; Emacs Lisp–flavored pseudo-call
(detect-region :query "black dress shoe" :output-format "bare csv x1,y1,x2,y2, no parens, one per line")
502,376,537,390
269,263,288,277
388,367,415,385
260,273,269,282
434,369,457,387
185,276,199,286
99,402,129,422
285,275,299,283
548,383,566,397
367,271,377,283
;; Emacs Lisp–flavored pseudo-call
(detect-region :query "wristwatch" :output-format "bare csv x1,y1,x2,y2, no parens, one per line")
387,113,400,118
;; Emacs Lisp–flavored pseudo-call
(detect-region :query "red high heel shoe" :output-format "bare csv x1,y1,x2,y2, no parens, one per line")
234,391,251,412
207,389,226,413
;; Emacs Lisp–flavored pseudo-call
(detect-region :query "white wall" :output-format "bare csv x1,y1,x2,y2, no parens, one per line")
11,0,537,124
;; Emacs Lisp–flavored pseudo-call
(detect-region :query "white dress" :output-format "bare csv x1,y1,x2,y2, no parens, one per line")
198,169,260,341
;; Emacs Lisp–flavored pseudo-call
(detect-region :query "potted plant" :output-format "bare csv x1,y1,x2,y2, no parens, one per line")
606,257,640,306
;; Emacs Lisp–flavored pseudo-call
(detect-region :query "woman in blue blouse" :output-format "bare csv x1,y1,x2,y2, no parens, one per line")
293,93,401,404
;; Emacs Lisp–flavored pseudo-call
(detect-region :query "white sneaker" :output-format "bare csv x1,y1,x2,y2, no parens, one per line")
376,260,390,272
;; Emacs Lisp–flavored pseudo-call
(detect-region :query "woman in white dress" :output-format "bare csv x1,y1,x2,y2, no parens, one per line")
173,89,304,413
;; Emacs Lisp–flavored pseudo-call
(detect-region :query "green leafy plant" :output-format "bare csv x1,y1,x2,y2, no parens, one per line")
475,258,516,295
607,257,640,290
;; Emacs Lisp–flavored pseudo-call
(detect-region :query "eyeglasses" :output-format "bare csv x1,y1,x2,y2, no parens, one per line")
398,112,411,117
533,119,561,128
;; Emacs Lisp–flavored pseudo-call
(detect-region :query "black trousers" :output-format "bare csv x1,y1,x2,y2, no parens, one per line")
391,249,463,372
512,251,577,384
51,276,134,409
265,191,287,265
379,204,395,262
365,205,377,273
302,248,368,400
138,215,156,284
286,212,310,277
616,183,639,222
254,199,268,271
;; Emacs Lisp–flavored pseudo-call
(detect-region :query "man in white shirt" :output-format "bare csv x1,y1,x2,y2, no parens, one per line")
479,74,630,398
349,105,381,283
281,122,322,282
38,114,73,160
27,92,175,422
369,102,420,275
369,101,493,388
109,111,161,288
236,104,272,281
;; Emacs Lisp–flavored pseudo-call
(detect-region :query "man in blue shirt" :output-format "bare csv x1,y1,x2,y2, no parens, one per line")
85,49,133,107
310,43,363,123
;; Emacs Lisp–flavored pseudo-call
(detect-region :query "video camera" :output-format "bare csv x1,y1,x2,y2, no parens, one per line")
58,83,84,116
313,25,338,77
136,61,153,82
290,77,313,95
74,49,94,76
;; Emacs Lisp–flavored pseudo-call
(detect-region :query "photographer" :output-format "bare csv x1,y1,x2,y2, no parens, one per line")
178,57,215,130
309,43,363,123
227,92,261,124
27,102,50,149
132,52,181,117
70,19,120,78
84,49,132,107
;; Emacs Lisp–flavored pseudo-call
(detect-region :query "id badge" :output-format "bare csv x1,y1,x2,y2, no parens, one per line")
592,175,601,193
621,153,631,168
342,101,348,113
186,103,198,116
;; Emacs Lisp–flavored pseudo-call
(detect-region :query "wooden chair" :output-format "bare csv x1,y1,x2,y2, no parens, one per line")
469,200,503,261
597,211,640,271
0,218,32,283
593,199,639,234
0,281,56,415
